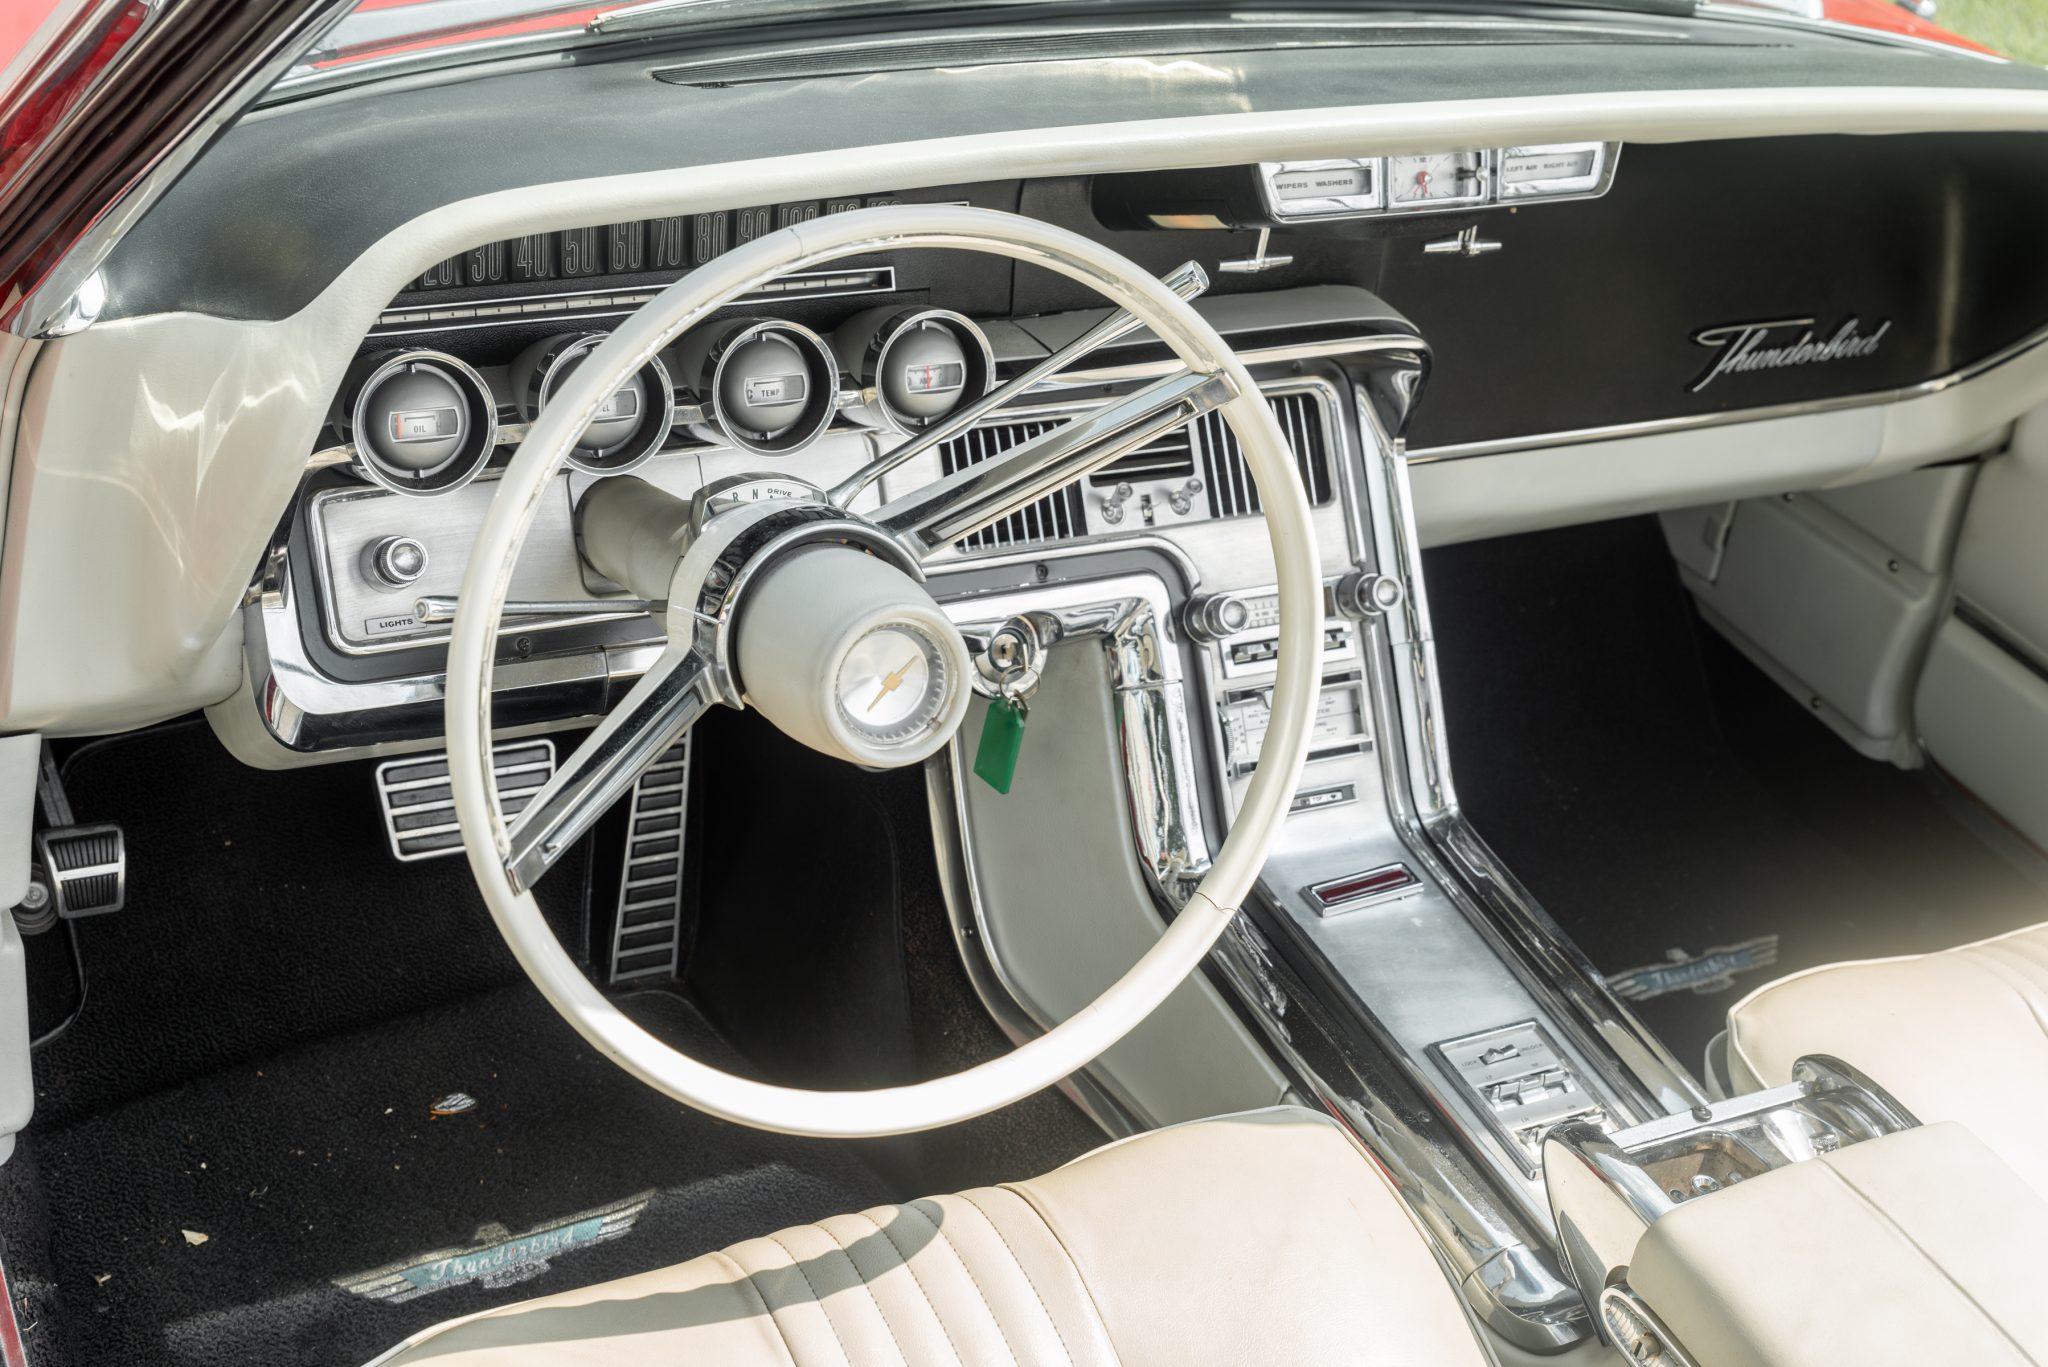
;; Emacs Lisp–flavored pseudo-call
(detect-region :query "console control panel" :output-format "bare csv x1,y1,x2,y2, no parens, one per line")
1435,1021,1610,1176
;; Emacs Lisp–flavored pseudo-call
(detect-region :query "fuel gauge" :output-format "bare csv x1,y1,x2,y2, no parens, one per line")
1386,152,1488,210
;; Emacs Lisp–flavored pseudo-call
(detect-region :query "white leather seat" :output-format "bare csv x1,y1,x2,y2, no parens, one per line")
372,1106,1487,1366
1727,921,2048,1187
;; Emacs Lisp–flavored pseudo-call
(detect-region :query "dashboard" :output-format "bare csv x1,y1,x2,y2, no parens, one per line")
15,17,2048,748
204,125,2048,764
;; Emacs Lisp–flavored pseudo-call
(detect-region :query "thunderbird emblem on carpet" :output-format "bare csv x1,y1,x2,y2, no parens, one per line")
1608,936,1781,1002
335,1192,652,1303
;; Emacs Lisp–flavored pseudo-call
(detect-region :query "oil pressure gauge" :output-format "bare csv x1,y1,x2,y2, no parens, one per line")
1386,152,1489,211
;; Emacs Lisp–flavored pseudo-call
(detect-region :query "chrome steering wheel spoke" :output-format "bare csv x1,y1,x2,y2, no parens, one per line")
873,366,1238,563
503,640,715,891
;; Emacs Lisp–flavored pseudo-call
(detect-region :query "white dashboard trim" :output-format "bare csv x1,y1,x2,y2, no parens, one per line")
14,83,2048,734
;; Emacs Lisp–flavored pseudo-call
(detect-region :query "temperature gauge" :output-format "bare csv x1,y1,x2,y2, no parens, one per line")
1386,152,1488,210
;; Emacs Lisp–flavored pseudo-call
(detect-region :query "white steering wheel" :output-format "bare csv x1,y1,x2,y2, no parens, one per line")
446,205,1321,1137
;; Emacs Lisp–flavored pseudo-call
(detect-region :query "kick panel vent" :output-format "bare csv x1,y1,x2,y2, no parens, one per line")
936,388,1333,551
376,741,556,862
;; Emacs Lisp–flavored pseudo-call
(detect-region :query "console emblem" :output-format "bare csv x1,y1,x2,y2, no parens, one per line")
1608,935,1781,1002
1689,316,1890,393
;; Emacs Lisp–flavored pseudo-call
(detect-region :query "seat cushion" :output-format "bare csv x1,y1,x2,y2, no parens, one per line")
371,1106,1486,1366
1727,921,2048,1190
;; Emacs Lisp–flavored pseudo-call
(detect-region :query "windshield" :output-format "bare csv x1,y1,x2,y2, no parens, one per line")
285,0,1054,88
279,0,1721,96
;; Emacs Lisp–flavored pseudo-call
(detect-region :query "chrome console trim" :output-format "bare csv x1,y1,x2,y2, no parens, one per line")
1355,387,1709,1115
1544,1054,1917,1349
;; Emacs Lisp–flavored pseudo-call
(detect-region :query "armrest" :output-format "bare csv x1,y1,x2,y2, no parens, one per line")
1632,1122,2048,1365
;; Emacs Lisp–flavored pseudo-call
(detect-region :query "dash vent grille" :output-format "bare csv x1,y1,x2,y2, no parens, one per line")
1200,389,1332,518
934,388,1332,551
935,418,1089,552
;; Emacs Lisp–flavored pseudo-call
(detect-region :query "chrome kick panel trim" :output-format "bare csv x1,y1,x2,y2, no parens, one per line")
608,740,691,983
375,740,557,862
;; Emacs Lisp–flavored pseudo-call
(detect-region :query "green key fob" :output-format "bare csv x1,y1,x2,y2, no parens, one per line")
973,696,1029,794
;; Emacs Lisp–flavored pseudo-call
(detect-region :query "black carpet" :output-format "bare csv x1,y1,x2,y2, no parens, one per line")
1427,517,2048,1066
10,716,1104,1366
25,985,894,1367
31,720,590,1128
685,709,1108,1197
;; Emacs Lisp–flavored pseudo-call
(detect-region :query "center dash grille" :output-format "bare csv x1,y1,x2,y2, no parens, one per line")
934,388,1333,551
1200,389,1333,517
936,418,1089,551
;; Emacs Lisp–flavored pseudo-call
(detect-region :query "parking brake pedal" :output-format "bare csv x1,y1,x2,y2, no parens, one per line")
375,741,557,862
33,745,125,917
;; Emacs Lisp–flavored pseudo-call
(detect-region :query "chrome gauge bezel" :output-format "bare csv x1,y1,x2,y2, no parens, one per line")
687,317,841,458
1255,142,1619,223
345,350,499,498
1255,158,1386,223
1494,142,1617,201
526,332,677,476
857,307,997,435
1383,151,1491,214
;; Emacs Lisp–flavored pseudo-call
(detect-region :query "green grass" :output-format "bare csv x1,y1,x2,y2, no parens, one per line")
1934,0,2048,64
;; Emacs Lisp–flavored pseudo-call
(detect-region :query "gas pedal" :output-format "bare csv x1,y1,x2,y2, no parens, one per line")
608,738,690,984
375,741,557,862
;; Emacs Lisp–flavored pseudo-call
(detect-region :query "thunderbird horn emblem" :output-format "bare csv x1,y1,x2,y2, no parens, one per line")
1689,316,1890,393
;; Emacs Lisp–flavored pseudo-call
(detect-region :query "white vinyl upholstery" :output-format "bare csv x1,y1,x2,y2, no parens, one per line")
1633,1122,2048,1365
373,1106,1488,1366
1727,921,2048,1189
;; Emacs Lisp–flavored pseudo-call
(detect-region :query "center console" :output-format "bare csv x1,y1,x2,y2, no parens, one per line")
921,330,1702,1352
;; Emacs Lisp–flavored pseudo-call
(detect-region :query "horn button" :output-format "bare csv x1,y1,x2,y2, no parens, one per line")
731,544,972,767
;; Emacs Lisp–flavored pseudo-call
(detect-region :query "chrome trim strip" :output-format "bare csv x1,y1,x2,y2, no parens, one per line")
1407,318,2048,464
1355,386,1708,1116
372,267,899,337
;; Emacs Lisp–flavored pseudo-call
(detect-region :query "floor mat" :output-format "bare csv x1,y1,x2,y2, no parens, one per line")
33,720,589,1128
26,986,894,1367
1427,517,2048,1067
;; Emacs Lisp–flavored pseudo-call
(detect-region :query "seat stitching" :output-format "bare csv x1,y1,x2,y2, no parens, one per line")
957,1190,1077,1367
767,1232,855,1367
1816,1158,2032,1362
849,1206,967,1367
708,1249,802,1367
819,1214,913,1367
995,1182,1123,1367
897,1197,1021,1367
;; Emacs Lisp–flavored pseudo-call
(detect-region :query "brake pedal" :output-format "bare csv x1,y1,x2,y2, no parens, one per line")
375,740,557,862
607,738,690,984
